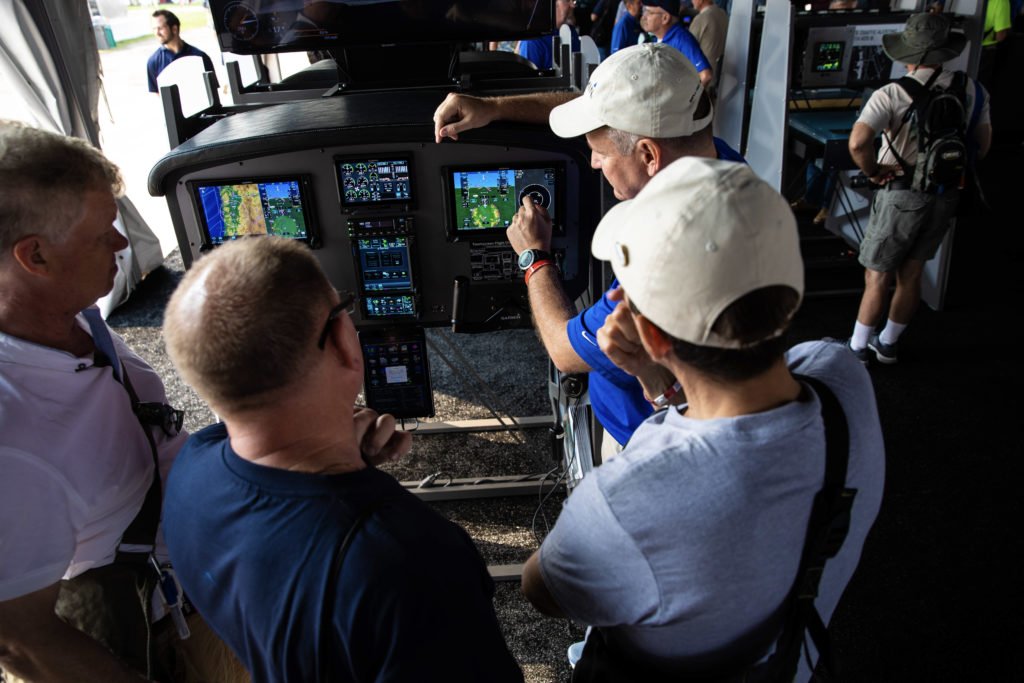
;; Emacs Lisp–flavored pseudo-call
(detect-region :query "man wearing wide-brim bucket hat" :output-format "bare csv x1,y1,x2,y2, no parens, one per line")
845,12,992,366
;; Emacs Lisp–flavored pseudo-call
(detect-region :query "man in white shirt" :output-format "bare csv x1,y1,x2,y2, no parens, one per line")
0,121,241,683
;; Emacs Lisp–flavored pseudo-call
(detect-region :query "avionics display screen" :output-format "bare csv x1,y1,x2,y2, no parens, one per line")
193,177,313,244
813,41,845,72
363,294,417,318
355,236,414,292
211,0,554,54
360,328,434,418
338,157,412,207
446,164,563,238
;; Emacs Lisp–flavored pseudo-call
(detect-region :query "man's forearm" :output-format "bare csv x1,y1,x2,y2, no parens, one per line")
491,92,578,124
527,265,590,374
0,617,146,682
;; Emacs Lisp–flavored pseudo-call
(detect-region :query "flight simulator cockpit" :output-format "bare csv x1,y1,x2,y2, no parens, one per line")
149,0,602,449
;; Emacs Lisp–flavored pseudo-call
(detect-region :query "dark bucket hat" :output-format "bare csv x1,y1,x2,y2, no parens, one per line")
882,13,967,64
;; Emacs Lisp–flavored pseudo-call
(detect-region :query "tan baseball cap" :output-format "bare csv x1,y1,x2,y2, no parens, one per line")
548,43,713,139
591,158,804,349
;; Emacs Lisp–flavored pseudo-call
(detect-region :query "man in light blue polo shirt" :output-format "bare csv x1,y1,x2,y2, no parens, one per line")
641,0,713,86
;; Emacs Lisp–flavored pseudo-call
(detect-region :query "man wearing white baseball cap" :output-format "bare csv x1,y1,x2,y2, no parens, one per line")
521,158,885,680
433,44,743,455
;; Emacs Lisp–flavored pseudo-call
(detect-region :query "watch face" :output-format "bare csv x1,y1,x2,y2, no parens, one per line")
518,250,536,270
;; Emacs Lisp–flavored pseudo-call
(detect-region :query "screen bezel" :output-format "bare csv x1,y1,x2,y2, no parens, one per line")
359,326,435,419
352,233,418,296
442,162,566,241
189,175,319,248
336,154,415,210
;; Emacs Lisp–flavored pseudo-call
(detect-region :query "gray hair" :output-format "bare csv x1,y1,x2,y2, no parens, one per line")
0,120,123,255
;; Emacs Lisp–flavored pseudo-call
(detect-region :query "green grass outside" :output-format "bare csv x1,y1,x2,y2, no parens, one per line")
102,4,212,51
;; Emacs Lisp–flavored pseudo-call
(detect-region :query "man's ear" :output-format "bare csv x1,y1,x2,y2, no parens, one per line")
636,138,662,177
328,312,364,375
634,313,674,362
11,236,49,276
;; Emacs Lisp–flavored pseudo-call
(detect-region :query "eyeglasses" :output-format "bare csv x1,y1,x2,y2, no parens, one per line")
317,291,357,350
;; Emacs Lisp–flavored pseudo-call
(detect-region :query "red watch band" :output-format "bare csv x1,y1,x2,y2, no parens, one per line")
524,259,555,285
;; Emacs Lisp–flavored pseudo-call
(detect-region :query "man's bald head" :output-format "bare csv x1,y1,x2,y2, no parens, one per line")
164,237,335,414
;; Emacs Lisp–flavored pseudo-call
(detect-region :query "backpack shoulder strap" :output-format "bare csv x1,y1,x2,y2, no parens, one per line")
759,374,859,682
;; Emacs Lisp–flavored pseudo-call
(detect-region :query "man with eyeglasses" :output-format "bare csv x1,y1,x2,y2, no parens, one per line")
160,237,524,683
0,121,241,683
640,0,713,86
434,44,742,457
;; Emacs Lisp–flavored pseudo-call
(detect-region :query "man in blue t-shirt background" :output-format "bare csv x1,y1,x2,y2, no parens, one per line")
147,9,216,93
433,43,743,458
517,0,581,69
640,0,713,86
610,0,644,54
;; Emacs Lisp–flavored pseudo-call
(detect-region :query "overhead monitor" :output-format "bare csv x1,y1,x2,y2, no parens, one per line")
337,156,413,208
191,176,317,246
211,0,555,54
444,163,564,241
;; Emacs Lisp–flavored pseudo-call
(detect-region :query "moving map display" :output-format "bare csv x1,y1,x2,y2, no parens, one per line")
195,178,312,244
447,164,561,237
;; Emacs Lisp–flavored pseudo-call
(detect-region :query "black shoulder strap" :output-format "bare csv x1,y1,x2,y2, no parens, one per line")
320,493,402,681
759,375,858,683
884,71,940,174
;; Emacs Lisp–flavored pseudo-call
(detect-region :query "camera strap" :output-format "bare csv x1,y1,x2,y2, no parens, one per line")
81,308,163,565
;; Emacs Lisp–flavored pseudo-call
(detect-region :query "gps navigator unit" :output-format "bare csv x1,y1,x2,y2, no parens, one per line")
191,176,317,246
337,156,413,208
443,163,564,240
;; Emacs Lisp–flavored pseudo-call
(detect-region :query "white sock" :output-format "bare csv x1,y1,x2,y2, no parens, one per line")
851,322,873,351
880,320,907,346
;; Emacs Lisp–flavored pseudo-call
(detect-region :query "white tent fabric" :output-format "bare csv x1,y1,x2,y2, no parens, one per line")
0,0,164,317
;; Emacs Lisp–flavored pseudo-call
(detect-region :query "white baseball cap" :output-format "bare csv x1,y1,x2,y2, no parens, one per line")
591,158,804,349
548,43,713,139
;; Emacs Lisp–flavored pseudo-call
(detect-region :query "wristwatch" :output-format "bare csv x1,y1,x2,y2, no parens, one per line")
517,249,552,271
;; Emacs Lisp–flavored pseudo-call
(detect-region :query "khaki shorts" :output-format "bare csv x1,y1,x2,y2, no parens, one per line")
858,187,959,272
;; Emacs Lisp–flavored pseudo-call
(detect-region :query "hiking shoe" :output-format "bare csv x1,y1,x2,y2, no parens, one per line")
868,334,899,364
844,339,870,365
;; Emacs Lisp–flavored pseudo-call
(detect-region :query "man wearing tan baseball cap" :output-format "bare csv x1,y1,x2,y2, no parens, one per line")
521,157,885,681
433,44,743,457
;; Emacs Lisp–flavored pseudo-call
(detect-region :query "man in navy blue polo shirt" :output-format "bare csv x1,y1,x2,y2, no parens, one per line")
640,0,713,86
434,44,744,457
147,10,216,93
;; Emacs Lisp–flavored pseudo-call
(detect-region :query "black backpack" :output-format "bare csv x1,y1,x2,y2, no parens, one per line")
889,69,970,195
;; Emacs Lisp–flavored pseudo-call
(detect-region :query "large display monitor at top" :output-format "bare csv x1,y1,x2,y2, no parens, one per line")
190,176,318,246
211,0,555,54
443,163,564,241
